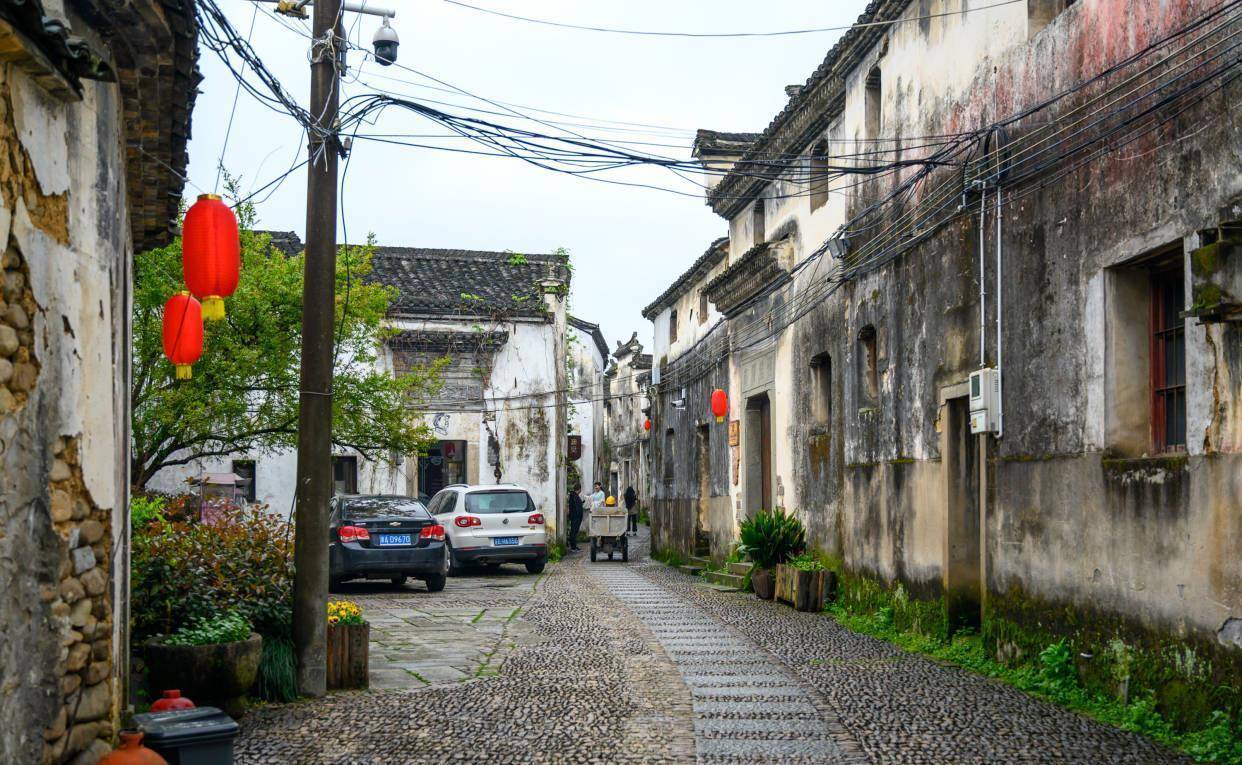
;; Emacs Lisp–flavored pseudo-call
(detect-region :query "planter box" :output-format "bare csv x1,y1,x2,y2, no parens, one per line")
750,568,775,600
327,622,369,690
145,633,261,717
775,565,836,612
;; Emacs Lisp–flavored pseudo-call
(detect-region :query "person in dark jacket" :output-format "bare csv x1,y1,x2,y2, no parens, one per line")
567,483,585,551
624,486,638,535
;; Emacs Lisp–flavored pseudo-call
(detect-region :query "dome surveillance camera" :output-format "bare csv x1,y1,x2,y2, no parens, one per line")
373,19,398,66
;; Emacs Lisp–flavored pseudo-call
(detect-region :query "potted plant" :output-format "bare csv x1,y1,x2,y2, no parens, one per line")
776,552,837,612
145,611,261,717
738,508,806,600
326,600,369,690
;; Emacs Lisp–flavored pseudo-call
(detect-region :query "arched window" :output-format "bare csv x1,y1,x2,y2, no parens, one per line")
809,139,830,212
810,352,832,426
865,66,882,140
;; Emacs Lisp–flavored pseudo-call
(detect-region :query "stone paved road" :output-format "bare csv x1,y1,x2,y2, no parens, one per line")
235,529,1191,764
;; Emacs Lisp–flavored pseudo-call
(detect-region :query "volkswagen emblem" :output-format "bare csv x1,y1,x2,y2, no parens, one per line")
502,517,510,525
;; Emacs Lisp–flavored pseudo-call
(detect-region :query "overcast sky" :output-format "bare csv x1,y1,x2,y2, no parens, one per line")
186,0,869,352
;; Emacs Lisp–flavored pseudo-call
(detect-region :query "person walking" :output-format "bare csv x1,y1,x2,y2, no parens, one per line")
624,485,638,536
567,483,585,552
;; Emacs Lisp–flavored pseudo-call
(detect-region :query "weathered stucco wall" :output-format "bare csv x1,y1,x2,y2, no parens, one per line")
0,62,130,764
649,0,1242,710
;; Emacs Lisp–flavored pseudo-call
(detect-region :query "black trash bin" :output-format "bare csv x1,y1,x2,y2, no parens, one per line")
132,706,240,765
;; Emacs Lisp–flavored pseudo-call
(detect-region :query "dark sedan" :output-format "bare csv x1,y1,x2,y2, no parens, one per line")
329,495,449,592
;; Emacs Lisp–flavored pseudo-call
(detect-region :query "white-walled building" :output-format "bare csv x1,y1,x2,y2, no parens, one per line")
568,316,608,493
149,243,592,537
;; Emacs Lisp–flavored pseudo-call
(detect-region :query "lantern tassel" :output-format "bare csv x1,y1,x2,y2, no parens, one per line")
201,296,226,321
175,364,193,380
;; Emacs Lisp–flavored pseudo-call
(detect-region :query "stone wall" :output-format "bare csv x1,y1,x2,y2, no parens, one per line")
0,57,128,765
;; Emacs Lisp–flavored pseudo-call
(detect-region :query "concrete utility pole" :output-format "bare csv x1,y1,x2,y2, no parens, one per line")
292,0,342,697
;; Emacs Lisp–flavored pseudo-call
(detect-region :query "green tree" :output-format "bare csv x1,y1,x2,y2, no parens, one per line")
131,201,442,488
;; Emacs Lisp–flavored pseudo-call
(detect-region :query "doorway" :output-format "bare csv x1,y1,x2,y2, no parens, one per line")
418,440,467,499
943,396,982,632
744,393,773,515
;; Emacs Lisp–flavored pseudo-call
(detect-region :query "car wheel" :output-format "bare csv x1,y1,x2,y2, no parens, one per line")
447,540,464,575
391,575,407,587
424,573,447,592
525,558,546,574
622,543,629,563
329,577,344,593
590,541,597,562
608,551,614,561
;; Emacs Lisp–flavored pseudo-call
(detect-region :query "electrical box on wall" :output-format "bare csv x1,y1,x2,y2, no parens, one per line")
969,368,1000,434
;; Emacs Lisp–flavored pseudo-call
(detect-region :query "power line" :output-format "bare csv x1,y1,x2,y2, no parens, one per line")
440,0,1026,39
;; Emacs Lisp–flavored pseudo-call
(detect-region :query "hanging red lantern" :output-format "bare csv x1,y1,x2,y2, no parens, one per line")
643,418,652,432
710,389,728,423
163,292,203,380
182,193,240,321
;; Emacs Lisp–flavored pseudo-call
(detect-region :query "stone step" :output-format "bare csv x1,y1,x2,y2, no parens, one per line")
687,555,711,568
703,571,747,590
726,561,752,576
678,564,706,576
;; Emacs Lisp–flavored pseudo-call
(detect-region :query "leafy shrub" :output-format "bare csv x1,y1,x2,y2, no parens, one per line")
547,539,567,564
327,600,364,627
132,505,293,643
1037,639,1079,695
131,495,167,530
788,552,827,572
163,611,251,646
738,508,805,570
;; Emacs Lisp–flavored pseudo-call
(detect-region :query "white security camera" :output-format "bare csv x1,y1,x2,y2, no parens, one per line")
373,18,398,66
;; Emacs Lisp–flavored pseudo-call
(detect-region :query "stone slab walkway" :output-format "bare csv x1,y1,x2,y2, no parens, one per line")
331,570,541,689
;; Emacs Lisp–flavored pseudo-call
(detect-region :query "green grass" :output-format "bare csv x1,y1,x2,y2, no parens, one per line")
547,539,567,564
651,548,686,568
827,605,1242,764
255,636,298,702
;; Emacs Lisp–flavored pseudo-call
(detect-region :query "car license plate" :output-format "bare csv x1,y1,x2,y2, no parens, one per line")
492,536,519,546
378,534,411,546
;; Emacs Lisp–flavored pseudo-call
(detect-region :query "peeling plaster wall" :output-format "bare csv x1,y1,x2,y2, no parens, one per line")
0,61,130,765
652,0,1242,668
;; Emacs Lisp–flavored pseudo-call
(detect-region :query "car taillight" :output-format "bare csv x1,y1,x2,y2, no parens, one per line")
527,513,545,525
420,524,446,541
338,525,370,542
454,515,482,528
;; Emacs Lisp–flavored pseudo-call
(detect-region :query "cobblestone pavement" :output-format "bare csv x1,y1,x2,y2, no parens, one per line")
236,528,1190,764
589,563,864,765
631,555,1192,765
235,548,695,764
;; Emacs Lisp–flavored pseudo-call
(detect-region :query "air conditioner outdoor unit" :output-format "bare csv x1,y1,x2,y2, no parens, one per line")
969,367,1000,434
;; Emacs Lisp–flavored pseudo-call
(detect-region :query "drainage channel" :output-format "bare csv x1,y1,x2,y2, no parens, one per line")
589,565,861,765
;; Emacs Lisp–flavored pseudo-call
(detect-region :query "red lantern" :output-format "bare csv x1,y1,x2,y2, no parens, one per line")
643,418,652,432
182,193,240,321
163,292,203,380
710,389,728,423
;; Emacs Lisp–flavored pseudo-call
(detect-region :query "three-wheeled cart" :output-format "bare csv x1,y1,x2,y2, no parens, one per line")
588,507,629,562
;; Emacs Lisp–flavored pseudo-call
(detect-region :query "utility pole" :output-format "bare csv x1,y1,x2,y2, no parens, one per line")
292,0,342,697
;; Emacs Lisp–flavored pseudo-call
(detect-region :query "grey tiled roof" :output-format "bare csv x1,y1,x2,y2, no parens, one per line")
370,247,570,318
692,130,762,157
641,237,729,320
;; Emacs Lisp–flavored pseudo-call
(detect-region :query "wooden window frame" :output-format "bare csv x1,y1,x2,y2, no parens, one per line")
1149,267,1186,453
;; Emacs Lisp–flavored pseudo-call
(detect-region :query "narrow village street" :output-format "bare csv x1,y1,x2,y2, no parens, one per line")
234,530,1189,765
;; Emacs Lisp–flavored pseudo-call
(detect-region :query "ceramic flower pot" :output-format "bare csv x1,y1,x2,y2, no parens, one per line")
751,568,776,600
99,731,168,765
